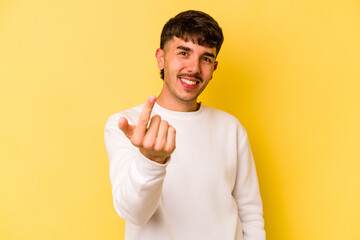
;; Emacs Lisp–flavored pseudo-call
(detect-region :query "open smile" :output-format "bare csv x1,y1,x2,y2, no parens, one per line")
178,77,200,89
178,75,202,89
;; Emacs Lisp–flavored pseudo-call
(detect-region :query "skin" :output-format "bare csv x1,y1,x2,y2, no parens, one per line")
156,37,218,112
118,36,218,164
118,95,176,164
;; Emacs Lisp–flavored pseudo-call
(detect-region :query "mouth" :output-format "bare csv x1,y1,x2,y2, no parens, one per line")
178,76,201,89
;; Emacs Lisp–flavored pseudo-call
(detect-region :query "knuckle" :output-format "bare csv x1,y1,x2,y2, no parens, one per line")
131,137,142,147
142,138,154,149
131,138,141,147
153,144,163,152
169,126,176,133
138,116,149,125
151,115,161,121
165,144,175,153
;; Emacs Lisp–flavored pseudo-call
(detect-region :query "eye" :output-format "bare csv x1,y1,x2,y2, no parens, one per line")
202,57,212,63
179,51,188,56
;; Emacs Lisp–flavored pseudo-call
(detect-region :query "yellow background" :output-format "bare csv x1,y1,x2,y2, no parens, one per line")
1,0,359,239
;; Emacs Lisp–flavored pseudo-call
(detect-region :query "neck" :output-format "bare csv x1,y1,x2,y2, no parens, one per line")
156,92,199,112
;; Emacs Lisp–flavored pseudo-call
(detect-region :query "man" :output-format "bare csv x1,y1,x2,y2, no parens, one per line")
105,10,265,240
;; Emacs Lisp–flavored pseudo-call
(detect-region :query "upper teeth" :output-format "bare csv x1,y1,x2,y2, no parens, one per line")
180,78,197,85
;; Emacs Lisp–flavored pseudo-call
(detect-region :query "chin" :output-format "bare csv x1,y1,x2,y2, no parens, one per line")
176,94,199,103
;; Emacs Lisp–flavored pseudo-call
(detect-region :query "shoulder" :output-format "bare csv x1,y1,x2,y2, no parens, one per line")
204,105,238,121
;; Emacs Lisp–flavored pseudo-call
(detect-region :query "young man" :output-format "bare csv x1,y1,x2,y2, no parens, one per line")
105,10,265,240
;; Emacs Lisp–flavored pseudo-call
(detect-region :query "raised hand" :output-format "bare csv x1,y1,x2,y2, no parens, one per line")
118,96,176,164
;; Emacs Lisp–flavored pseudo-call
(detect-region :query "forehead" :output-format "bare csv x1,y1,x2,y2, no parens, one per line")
164,37,217,55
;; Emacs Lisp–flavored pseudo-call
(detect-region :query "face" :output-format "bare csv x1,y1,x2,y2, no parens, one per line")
156,37,218,105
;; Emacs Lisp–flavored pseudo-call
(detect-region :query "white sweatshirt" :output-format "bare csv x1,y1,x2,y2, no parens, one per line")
104,102,265,240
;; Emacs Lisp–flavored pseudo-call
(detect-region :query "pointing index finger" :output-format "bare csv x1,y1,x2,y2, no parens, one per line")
136,95,156,134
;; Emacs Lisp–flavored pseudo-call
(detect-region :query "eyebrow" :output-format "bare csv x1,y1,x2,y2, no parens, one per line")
204,52,216,58
177,45,216,59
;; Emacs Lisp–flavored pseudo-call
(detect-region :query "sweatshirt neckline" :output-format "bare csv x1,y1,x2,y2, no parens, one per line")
153,102,206,119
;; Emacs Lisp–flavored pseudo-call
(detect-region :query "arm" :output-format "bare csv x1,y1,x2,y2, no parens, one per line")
233,127,266,240
104,96,176,225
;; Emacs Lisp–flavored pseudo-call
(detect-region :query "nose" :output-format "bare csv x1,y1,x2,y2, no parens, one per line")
187,57,201,73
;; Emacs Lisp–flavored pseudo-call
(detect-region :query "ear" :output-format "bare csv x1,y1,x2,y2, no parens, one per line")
213,61,218,71
155,48,165,70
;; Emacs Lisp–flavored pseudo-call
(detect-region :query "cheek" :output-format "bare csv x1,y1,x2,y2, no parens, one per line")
168,61,185,73
202,65,215,77
164,62,180,79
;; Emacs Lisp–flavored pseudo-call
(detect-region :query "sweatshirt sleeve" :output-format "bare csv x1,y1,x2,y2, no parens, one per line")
233,126,266,240
104,113,169,225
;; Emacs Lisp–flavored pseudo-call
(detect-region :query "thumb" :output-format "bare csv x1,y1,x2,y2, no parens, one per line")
118,117,135,139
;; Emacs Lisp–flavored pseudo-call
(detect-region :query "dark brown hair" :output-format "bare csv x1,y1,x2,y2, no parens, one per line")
159,10,224,79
